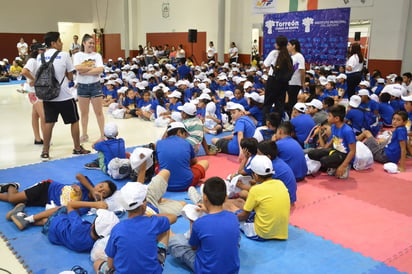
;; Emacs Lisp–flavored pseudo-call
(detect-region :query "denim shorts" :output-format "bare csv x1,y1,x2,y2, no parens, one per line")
77,82,103,98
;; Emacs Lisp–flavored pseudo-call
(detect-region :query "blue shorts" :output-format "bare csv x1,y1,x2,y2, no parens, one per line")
77,82,103,98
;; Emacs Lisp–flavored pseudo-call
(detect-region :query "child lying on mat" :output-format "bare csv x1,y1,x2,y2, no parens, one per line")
0,173,117,218
7,202,118,253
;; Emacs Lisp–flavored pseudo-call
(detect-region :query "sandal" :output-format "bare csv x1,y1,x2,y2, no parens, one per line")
40,151,49,161
73,145,91,155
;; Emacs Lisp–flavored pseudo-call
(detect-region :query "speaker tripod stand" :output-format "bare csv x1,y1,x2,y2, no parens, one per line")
189,42,198,65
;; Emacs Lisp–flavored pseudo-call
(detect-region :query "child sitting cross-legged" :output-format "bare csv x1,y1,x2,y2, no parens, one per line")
357,110,408,172
169,176,240,273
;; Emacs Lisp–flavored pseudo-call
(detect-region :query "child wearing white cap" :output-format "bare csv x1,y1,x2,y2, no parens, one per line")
345,95,366,135
236,155,290,241
156,122,209,191
211,103,256,159
290,102,316,146
95,181,177,273
84,123,127,176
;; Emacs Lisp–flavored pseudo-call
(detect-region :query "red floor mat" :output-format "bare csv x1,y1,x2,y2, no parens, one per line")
290,192,412,264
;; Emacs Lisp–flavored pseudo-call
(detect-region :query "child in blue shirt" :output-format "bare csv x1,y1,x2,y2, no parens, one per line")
84,123,127,173
245,92,264,126
121,88,139,117
275,122,308,181
103,80,118,107
323,81,339,101
308,105,356,179
290,103,316,146
257,140,297,204
345,95,365,135
357,111,408,172
378,92,395,127
231,87,249,111
169,177,240,273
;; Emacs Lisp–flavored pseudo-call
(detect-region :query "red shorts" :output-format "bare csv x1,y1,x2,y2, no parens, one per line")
190,164,206,187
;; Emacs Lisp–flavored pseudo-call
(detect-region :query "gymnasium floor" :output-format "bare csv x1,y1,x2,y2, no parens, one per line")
1,81,411,273
0,82,165,273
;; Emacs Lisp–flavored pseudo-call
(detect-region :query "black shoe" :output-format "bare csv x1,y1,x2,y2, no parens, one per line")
0,182,20,193
34,139,44,145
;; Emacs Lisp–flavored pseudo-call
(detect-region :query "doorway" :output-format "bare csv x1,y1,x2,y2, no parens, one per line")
58,22,94,53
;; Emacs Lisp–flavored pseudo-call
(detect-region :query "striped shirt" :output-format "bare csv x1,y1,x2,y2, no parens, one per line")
183,117,204,153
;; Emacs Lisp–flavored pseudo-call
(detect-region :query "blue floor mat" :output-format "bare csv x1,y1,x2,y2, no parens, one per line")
0,79,25,86
0,153,405,273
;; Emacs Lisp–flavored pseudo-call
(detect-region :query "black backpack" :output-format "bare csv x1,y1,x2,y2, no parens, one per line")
34,51,64,100
272,56,294,83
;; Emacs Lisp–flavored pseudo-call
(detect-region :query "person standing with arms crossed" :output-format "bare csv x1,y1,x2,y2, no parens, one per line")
346,42,364,99
36,31,90,161
73,34,105,142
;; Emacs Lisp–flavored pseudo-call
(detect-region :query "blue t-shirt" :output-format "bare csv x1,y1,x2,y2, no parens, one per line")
48,210,95,252
106,215,170,274
156,136,195,191
230,97,249,111
228,116,256,155
384,126,407,163
345,108,364,133
390,99,405,112
272,157,297,203
48,181,90,206
324,88,338,97
379,103,395,126
178,65,191,79
104,89,118,99
360,100,379,113
94,138,126,168
190,211,240,274
330,124,356,155
169,101,182,112
137,99,153,108
276,136,308,180
122,97,138,109
290,114,316,146
248,106,264,127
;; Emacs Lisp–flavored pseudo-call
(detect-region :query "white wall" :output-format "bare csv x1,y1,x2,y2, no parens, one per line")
0,0,94,33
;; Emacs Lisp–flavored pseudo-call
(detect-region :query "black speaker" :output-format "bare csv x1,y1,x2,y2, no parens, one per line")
354,32,361,41
188,29,197,43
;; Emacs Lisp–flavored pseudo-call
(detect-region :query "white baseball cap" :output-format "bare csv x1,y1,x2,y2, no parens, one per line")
357,89,370,97
250,155,274,176
383,162,399,174
243,81,253,90
349,95,361,108
226,102,245,112
319,76,328,86
198,93,212,101
94,209,120,238
245,92,264,103
130,147,154,171
118,182,148,211
294,102,307,113
104,123,118,138
306,99,323,110
359,81,370,88
167,121,188,133
178,103,197,116
168,90,182,99
336,73,347,80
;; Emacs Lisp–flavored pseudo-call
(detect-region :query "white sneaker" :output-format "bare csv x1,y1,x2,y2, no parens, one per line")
327,168,336,176
188,186,202,205
338,166,350,179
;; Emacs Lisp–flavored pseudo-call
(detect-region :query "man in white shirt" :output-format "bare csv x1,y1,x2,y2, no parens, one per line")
35,31,90,161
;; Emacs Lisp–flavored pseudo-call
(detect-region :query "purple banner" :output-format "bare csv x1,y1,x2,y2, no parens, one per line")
263,8,350,65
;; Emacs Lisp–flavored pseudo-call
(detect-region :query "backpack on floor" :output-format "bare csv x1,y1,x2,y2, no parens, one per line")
34,51,64,100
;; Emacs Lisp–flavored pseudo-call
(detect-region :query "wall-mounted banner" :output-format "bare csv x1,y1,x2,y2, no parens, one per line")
263,8,350,65
252,0,277,14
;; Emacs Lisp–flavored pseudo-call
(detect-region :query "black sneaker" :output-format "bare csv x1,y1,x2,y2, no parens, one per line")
84,160,100,170
11,211,30,230
0,182,20,193
6,203,25,221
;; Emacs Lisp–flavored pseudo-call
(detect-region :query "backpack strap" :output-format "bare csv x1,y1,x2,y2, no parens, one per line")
47,50,65,86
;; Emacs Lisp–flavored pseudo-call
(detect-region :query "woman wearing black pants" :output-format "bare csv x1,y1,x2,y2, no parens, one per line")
346,43,364,98
287,39,306,116
263,35,293,123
